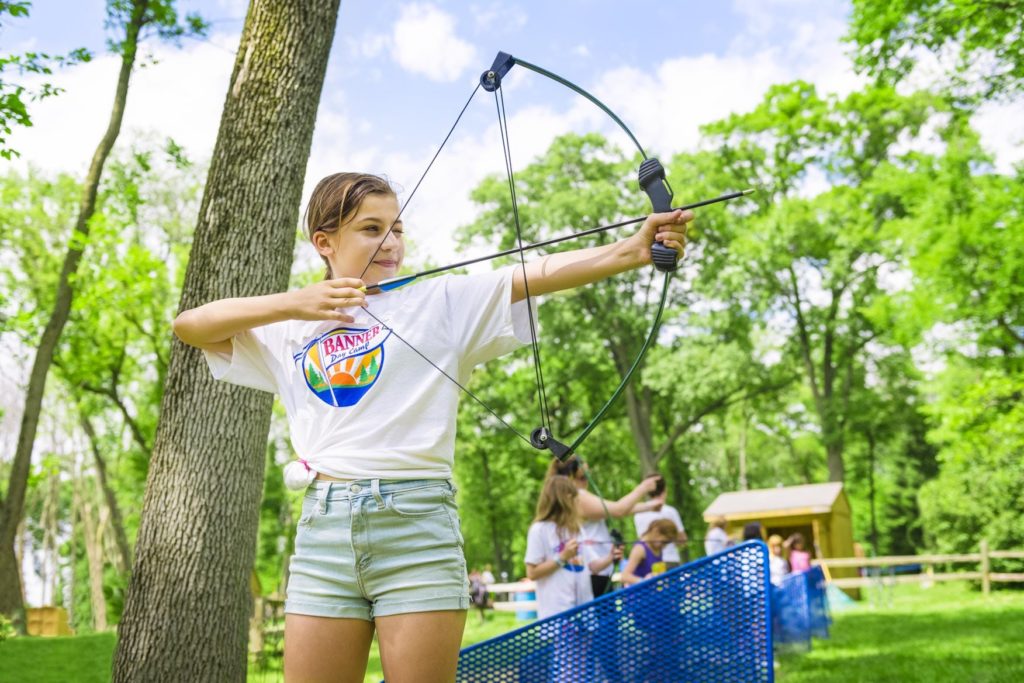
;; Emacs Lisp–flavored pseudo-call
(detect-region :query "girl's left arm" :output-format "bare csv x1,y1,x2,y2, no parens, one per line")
511,209,692,303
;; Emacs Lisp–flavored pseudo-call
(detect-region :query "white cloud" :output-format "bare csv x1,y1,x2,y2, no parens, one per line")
7,32,238,175
391,3,478,82
974,99,1024,173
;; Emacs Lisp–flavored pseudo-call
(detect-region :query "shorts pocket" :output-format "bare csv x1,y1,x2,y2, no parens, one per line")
297,495,317,529
389,486,451,517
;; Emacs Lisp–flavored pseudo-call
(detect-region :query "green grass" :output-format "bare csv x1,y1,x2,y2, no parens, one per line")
777,582,1024,683
2,585,1020,682
0,631,116,683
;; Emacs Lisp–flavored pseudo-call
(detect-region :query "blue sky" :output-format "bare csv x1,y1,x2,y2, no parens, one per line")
4,0,1021,269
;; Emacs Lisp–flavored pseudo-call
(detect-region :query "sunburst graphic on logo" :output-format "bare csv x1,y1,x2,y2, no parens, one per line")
296,325,391,407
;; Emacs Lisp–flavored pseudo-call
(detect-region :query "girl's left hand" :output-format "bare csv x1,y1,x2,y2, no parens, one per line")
629,209,694,264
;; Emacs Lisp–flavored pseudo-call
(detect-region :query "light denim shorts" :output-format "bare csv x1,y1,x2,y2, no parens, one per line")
285,478,469,620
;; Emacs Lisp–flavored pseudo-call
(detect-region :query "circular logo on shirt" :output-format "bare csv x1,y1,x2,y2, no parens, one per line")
295,325,392,407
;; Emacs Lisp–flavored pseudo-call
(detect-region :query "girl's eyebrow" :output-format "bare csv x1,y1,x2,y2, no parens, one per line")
357,216,402,226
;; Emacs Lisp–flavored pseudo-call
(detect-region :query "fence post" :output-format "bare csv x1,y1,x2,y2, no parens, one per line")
980,539,991,596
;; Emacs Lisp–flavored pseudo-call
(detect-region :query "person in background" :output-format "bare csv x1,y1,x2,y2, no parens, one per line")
620,519,679,586
743,521,764,542
547,459,661,597
481,564,496,586
467,569,490,622
786,532,812,573
633,476,689,567
525,476,619,618
704,516,729,556
767,535,790,586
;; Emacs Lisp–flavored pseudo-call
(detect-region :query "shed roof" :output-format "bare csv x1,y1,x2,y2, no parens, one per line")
703,482,844,519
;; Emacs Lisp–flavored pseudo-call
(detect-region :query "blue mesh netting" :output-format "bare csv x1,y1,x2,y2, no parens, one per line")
454,541,773,682
770,565,831,653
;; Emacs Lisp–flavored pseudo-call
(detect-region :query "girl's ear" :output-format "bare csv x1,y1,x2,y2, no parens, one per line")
312,230,334,257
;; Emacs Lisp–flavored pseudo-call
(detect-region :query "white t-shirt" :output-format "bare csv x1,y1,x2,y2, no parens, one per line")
633,504,685,563
524,521,593,619
704,526,729,556
580,519,613,577
204,267,532,480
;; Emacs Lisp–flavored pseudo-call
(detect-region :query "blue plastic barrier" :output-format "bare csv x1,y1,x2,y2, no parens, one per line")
454,541,773,682
515,589,538,621
771,565,831,653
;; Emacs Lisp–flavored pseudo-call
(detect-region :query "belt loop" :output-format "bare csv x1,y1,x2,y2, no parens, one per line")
317,481,331,515
447,478,458,495
371,479,385,510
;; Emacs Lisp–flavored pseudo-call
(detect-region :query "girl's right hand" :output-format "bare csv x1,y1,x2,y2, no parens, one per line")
638,475,662,495
558,539,579,562
287,278,367,322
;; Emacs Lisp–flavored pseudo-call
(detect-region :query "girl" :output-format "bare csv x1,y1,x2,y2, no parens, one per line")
621,518,679,586
173,172,691,683
525,475,618,618
547,459,662,597
786,532,812,573
768,534,790,586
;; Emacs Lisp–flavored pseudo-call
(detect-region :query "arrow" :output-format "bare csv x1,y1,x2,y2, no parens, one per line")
362,189,755,293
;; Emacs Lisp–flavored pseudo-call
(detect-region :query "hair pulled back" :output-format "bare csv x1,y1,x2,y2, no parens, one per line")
305,172,396,279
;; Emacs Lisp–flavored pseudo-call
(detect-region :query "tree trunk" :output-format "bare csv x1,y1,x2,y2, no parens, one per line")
74,483,109,631
80,415,133,574
113,2,340,681
738,408,749,490
0,2,146,629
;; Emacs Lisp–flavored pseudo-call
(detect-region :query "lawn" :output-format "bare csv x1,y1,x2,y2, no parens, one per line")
776,582,1024,682
1,583,1021,682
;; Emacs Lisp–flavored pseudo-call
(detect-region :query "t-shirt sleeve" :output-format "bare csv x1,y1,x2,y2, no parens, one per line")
524,523,550,565
668,507,685,533
202,327,279,394
446,266,535,373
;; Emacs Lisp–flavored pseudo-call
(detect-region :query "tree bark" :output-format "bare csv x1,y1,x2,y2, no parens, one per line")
113,2,340,681
0,1,146,629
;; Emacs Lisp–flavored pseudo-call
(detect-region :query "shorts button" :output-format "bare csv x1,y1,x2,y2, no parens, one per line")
350,484,362,493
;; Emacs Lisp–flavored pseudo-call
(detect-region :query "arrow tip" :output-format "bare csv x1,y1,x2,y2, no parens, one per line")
742,188,756,196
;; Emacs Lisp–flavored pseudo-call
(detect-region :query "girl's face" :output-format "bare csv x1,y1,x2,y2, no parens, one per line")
317,193,404,284
646,532,671,552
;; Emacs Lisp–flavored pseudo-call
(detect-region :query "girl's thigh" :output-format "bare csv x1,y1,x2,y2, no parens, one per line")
284,613,375,683
375,609,467,683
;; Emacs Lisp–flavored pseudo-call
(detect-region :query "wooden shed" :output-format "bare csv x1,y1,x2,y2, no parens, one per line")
703,482,859,596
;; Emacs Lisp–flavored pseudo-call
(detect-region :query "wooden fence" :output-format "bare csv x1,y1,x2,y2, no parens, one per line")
814,540,1024,594
486,542,1024,611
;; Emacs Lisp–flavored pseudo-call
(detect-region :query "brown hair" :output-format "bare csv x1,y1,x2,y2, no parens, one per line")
305,172,397,278
642,518,678,540
545,458,584,480
534,476,581,535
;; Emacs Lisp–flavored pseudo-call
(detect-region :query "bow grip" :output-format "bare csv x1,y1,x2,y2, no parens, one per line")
638,158,678,272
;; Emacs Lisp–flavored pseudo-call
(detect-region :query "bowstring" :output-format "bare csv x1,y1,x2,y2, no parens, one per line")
494,86,552,435
357,83,482,282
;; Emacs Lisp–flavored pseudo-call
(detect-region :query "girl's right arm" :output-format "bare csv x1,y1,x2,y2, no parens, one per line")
620,544,647,586
172,278,367,353
577,476,661,520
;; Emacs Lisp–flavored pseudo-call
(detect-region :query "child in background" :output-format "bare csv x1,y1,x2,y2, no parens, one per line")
621,519,679,586
768,534,790,586
526,476,620,619
786,532,812,573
